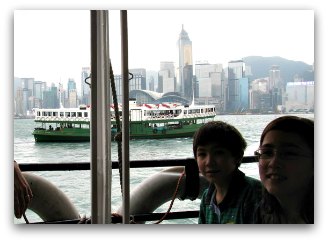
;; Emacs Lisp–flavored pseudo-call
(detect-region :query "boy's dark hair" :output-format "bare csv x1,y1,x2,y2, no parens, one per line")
193,121,247,166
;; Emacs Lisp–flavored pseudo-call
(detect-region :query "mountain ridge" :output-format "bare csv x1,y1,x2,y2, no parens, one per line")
242,56,313,82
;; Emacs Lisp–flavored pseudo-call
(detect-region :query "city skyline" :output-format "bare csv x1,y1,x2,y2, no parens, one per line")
14,10,314,90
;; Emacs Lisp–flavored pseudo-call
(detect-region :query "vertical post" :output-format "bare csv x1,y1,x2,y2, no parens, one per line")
90,10,112,224
120,10,130,224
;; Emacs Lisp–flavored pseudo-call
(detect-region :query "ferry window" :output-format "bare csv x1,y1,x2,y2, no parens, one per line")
37,111,40,116
60,112,64,117
184,110,187,114
84,112,88,117
48,112,51,116
65,112,70,117
53,112,58,116
71,112,76,117
77,112,82,117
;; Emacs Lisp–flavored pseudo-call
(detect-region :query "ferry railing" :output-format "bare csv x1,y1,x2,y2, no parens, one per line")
19,156,257,171
19,156,258,224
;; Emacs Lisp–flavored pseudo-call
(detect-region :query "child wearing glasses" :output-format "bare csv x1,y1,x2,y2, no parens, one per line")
193,121,262,224
254,116,314,223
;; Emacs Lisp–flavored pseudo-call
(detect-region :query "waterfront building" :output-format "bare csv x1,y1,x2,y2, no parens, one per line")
226,60,245,113
269,65,284,110
239,77,249,112
194,62,225,112
285,81,314,112
68,89,78,108
249,78,272,113
33,81,46,108
129,90,189,106
130,68,147,90
43,85,59,109
114,68,147,103
158,61,176,93
177,25,193,101
66,78,77,108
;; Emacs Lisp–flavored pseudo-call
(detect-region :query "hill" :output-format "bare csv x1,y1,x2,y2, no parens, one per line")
242,56,313,82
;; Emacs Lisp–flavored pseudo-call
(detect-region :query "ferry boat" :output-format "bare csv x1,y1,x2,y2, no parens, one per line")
32,99,216,142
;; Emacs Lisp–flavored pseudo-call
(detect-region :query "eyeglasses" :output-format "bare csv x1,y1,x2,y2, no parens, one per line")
254,147,312,163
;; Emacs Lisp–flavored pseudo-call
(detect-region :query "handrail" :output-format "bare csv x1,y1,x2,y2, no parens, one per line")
19,157,258,224
18,156,258,172
27,210,199,224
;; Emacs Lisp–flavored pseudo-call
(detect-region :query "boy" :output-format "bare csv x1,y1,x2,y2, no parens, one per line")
193,121,262,224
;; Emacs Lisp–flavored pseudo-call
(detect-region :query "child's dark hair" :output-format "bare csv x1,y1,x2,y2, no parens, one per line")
193,121,247,166
260,115,314,155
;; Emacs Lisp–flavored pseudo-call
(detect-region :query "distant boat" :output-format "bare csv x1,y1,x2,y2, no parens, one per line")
32,100,216,142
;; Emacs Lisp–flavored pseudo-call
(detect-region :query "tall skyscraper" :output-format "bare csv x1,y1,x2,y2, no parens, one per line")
67,78,76,93
67,79,77,108
269,65,283,110
227,60,246,113
177,25,193,100
269,65,282,90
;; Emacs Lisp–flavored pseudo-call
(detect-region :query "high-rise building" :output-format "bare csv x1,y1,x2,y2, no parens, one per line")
269,65,282,90
67,78,76,93
239,77,249,112
227,60,245,113
146,70,158,92
129,68,147,90
14,77,22,99
33,81,46,108
285,81,314,111
158,61,175,93
195,62,223,98
68,89,78,108
177,25,193,100
67,78,77,107
17,78,34,114
269,65,283,110
113,68,146,103
21,78,34,96
43,85,59,108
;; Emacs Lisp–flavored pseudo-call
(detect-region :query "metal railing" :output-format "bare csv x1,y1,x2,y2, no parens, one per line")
19,156,258,224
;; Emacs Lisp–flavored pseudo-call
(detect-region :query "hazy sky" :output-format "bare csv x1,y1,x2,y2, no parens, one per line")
14,10,314,89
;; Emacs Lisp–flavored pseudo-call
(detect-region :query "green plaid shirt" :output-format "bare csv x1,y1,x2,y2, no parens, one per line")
198,169,262,224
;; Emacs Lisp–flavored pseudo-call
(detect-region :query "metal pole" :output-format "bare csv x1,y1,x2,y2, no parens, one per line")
120,10,130,224
90,10,112,224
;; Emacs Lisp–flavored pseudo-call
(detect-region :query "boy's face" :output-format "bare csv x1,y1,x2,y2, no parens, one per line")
196,143,238,184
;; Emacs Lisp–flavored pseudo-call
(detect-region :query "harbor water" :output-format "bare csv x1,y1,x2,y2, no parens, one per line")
14,113,314,224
